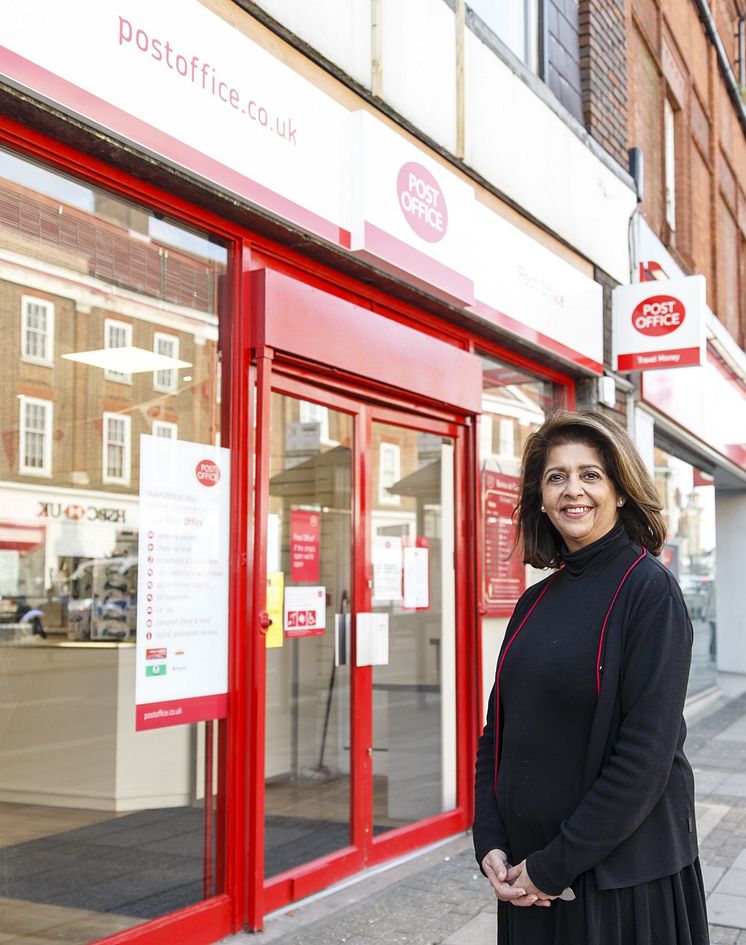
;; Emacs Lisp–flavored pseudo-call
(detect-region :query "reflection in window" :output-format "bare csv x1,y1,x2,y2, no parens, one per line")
478,352,559,616
103,412,131,484
19,396,52,475
104,317,133,383
654,447,716,696
21,296,54,363
153,332,179,391
0,145,229,936
379,442,402,505
153,420,178,439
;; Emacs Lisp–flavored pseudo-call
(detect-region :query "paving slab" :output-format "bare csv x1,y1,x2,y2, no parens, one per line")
707,892,746,929
442,910,495,945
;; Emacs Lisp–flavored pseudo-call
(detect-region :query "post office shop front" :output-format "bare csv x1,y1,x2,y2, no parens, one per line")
0,4,633,943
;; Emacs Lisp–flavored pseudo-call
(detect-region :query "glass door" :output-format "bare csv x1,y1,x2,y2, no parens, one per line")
260,381,464,897
367,417,458,845
264,391,356,879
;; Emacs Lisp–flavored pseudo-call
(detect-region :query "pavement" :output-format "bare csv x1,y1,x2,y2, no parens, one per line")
222,673,746,944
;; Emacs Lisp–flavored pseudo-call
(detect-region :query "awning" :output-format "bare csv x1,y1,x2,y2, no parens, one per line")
0,522,45,552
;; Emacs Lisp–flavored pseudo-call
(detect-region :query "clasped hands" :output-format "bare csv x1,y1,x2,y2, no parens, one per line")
481,849,556,907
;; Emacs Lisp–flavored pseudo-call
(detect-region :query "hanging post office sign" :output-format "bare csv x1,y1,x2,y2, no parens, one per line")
612,275,706,372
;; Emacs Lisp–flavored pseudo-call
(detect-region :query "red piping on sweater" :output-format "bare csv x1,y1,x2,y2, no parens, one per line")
595,548,647,695
492,548,647,793
492,573,560,792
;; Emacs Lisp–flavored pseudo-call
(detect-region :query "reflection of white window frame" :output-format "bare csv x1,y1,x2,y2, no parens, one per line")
103,412,131,485
19,396,52,476
153,420,177,439
299,400,331,443
104,318,133,384
664,98,677,233
379,442,401,505
153,332,179,392
498,419,515,456
21,296,54,365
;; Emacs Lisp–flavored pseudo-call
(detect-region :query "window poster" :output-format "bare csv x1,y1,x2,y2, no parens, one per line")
290,509,321,582
483,469,526,614
266,571,284,648
284,585,326,637
402,536,430,610
135,435,230,730
372,535,403,601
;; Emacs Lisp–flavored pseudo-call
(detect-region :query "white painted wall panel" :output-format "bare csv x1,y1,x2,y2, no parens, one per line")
254,0,372,88
380,0,457,152
464,31,636,283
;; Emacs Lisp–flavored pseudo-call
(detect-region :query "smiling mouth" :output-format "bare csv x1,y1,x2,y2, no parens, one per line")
562,506,593,516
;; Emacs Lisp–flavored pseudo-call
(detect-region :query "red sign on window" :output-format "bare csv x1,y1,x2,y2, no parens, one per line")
290,510,320,582
483,471,526,615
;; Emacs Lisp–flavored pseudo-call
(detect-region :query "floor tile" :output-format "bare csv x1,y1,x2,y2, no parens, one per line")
707,892,746,929
714,868,746,897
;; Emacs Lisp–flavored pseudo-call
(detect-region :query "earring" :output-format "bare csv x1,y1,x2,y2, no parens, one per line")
617,498,625,507
540,505,545,513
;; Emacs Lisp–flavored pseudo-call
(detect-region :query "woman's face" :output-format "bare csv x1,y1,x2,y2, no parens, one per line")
540,441,622,552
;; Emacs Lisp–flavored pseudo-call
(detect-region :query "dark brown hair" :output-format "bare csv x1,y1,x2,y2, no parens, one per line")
515,409,666,568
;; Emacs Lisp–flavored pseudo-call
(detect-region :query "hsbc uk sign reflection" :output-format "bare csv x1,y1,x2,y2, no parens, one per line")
612,275,706,372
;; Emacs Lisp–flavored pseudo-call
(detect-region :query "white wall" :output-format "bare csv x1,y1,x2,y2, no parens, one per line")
715,492,746,674
380,0,457,153
252,0,635,282
251,0,373,88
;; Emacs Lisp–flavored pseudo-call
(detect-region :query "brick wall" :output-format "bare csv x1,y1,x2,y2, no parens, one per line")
627,0,746,348
578,0,629,166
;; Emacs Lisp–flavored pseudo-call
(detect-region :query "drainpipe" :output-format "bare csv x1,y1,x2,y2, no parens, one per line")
739,14,746,90
692,0,746,138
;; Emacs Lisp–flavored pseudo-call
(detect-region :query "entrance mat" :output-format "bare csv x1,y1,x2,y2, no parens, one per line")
0,809,373,917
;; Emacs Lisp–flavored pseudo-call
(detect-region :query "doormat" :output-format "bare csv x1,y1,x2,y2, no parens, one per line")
0,808,369,917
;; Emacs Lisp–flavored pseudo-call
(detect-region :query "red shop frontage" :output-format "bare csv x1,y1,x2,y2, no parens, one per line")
0,3,614,942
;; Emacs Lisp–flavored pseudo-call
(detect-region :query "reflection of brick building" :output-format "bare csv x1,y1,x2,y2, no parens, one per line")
0,178,224,495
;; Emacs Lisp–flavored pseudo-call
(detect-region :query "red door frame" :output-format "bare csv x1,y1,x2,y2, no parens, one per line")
253,364,474,924
0,114,577,943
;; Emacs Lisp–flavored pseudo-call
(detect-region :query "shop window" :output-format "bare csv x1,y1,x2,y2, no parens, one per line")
102,412,131,484
478,352,560,616
654,446,717,696
379,442,402,505
18,395,52,476
153,419,178,439
468,0,540,71
153,331,179,392
0,145,230,939
104,317,133,384
21,295,54,365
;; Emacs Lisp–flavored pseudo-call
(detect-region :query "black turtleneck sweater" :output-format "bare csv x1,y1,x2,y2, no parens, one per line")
474,523,698,895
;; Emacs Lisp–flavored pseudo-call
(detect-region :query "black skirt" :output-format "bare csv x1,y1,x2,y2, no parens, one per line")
497,860,710,945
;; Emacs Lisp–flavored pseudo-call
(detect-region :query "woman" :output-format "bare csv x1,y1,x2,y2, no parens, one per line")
473,409,709,944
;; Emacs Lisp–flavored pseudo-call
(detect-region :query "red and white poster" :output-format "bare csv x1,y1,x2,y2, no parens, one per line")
284,585,326,638
135,435,230,730
483,470,526,615
290,510,320,582
402,536,430,610
612,275,706,372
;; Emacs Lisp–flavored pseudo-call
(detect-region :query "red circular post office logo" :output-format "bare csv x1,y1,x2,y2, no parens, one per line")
397,162,448,243
195,459,220,486
632,295,685,336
